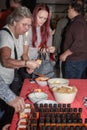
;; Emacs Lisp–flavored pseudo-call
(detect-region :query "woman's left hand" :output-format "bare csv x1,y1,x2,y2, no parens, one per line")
47,46,55,53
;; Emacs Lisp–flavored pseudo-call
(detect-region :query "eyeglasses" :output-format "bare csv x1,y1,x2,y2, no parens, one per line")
21,23,32,28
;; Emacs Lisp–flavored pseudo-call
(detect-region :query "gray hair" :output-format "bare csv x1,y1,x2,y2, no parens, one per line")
7,6,33,25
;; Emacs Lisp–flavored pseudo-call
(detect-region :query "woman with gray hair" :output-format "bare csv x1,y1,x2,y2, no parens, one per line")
0,6,39,87
0,6,39,129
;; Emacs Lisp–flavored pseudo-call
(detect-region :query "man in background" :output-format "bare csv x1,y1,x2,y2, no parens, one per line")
60,0,87,78
0,0,22,29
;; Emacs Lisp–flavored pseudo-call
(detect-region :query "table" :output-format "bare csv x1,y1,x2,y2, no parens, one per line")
10,79,87,130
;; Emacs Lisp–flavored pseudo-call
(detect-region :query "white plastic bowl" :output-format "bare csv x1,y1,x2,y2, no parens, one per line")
52,86,78,104
28,92,48,103
35,77,49,86
36,80,47,86
48,78,69,88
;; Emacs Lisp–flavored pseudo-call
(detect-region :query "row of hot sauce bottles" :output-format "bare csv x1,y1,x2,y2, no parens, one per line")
28,103,87,130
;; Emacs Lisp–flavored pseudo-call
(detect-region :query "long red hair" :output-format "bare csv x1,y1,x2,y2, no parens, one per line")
32,3,51,48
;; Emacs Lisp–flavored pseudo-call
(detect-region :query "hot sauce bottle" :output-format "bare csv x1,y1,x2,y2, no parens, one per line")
84,118,87,128
56,117,61,127
30,119,37,130
31,126,37,130
34,107,39,119
57,126,62,130
81,126,86,130
66,104,71,108
77,118,82,126
75,126,80,130
39,117,45,130
70,126,74,130
46,126,51,130
50,118,56,127
67,118,73,127
63,126,68,130
41,126,46,130
45,117,50,127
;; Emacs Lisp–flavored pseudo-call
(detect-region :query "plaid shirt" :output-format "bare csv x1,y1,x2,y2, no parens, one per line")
0,76,16,103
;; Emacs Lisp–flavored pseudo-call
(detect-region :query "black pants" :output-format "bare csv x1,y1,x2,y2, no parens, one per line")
0,99,14,129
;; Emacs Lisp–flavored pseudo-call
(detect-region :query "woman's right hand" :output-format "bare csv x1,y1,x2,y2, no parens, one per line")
22,53,29,61
26,60,39,70
7,96,25,113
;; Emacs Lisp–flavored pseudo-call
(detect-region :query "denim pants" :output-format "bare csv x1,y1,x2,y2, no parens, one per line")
64,60,87,79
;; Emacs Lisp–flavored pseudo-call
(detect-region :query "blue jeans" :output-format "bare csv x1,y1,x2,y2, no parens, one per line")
64,60,87,79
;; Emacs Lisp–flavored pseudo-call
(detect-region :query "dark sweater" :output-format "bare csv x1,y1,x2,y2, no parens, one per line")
64,15,87,61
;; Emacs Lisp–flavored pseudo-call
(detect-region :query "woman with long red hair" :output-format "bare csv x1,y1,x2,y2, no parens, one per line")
23,3,55,61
